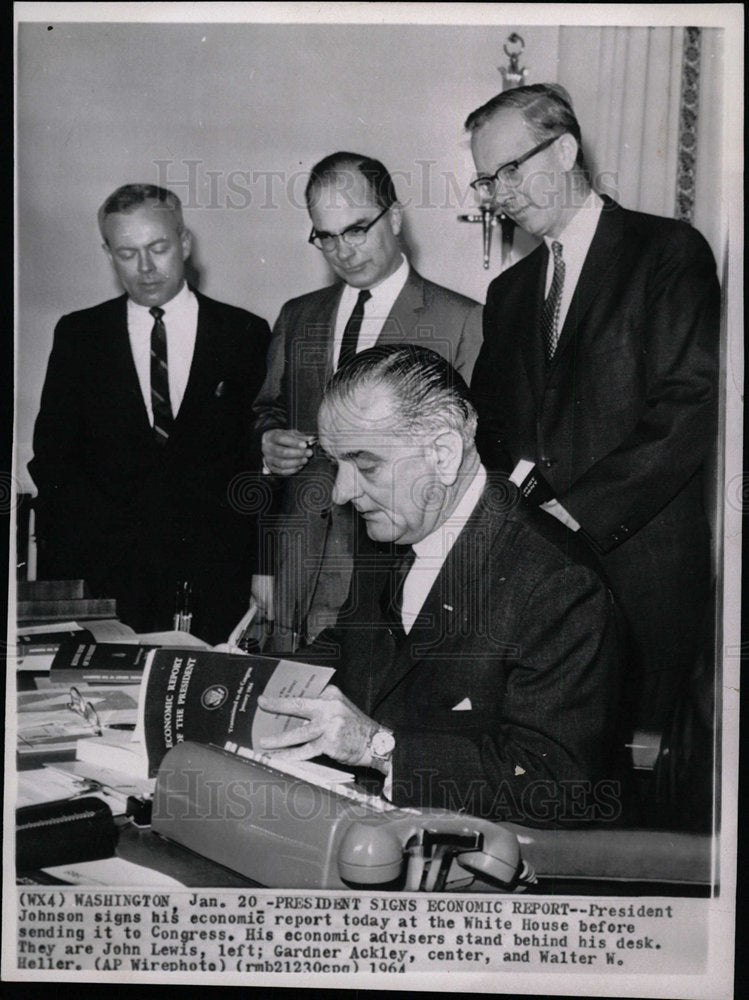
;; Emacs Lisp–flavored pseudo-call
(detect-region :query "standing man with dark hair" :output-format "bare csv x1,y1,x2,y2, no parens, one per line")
465,84,719,732
258,344,621,823
30,184,271,642
252,152,483,649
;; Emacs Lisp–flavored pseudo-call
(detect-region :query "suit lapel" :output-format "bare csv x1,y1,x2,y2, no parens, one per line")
169,290,216,442
516,248,548,405
376,269,425,345
551,197,626,363
318,284,345,386
106,295,153,437
371,490,500,710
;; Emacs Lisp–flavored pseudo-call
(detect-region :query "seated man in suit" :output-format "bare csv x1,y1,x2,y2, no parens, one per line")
29,184,271,643
259,345,622,825
464,84,719,733
251,152,482,649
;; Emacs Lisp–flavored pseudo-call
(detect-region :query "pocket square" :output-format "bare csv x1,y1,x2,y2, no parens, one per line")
451,697,472,712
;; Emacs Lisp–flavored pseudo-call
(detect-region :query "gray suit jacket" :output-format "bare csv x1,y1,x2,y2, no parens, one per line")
252,268,483,642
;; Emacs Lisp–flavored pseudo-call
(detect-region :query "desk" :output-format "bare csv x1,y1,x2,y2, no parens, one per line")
15,683,713,895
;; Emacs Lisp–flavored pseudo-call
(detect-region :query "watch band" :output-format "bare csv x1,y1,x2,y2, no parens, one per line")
368,728,395,770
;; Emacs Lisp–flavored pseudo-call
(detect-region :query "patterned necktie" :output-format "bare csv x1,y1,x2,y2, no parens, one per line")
337,289,371,369
149,306,173,444
540,240,565,361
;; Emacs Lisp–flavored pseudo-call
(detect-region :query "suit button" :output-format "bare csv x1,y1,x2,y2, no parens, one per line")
541,458,556,469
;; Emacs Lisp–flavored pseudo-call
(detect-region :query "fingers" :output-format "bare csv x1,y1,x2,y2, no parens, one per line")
259,719,326,750
262,429,315,475
258,694,315,718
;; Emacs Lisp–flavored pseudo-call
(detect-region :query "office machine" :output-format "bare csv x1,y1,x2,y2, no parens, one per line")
152,742,535,891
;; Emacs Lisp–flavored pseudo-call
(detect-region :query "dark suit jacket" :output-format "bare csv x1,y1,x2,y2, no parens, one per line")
307,481,622,826
29,290,270,639
252,268,483,640
471,198,719,729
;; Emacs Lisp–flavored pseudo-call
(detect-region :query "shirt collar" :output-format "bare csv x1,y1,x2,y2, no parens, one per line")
127,281,194,321
412,464,487,561
543,189,603,253
340,254,409,307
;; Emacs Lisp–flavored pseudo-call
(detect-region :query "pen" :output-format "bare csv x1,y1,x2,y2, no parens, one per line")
173,580,193,633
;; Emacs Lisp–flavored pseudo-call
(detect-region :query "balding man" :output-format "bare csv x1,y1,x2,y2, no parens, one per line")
30,184,270,642
259,345,621,825
251,152,482,649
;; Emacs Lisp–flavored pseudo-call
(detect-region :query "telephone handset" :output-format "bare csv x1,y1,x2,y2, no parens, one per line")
153,742,535,891
338,814,532,891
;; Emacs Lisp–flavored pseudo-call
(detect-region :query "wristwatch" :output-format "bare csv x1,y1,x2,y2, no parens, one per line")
367,728,395,771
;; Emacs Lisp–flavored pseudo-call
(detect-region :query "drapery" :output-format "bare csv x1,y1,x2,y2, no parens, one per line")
556,25,725,270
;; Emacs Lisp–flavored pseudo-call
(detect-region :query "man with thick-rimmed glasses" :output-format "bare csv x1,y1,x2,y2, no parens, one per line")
465,83,719,735
252,152,482,649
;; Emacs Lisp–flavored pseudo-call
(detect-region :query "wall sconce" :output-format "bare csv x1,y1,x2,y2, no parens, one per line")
458,34,526,270
499,32,527,90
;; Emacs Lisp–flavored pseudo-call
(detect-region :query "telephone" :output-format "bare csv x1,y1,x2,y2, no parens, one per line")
152,742,535,891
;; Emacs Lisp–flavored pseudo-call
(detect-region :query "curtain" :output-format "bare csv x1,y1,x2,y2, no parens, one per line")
556,25,725,270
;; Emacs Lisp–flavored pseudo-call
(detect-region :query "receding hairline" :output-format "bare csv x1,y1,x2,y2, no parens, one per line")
98,185,185,241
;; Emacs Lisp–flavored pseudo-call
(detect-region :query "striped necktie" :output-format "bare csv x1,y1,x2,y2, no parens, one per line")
540,240,565,361
149,306,173,444
337,289,371,370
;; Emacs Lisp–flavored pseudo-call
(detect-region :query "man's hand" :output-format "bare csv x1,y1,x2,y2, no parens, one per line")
250,574,275,621
257,686,386,772
262,428,314,476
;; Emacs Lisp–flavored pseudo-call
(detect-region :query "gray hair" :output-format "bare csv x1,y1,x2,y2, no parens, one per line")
322,343,478,447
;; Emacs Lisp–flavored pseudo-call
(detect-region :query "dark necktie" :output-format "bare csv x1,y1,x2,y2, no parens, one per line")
149,306,173,444
540,240,565,361
381,545,416,633
337,289,371,370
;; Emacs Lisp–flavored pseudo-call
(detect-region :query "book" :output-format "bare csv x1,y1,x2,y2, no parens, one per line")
17,685,140,758
76,730,151,778
14,624,135,676
13,624,199,676
18,597,118,624
509,458,556,506
50,639,154,685
17,579,90,601
76,648,335,779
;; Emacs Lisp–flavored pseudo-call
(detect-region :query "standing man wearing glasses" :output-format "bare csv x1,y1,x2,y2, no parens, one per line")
252,151,482,648
465,84,719,733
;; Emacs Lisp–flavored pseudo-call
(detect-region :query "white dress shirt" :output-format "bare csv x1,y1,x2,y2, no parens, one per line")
401,464,487,634
381,463,487,798
331,254,410,369
543,189,603,333
127,282,198,424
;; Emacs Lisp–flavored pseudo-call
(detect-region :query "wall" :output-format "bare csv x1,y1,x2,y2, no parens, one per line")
16,21,562,490
15,21,725,492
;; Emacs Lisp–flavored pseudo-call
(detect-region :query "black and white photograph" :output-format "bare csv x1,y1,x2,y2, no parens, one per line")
5,3,743,996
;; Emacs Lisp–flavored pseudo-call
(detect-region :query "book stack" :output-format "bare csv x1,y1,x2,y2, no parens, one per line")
17,579,117,625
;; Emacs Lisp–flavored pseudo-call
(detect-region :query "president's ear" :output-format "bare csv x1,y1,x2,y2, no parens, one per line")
179,227,193,260
556,132,579,172
432,429,464,486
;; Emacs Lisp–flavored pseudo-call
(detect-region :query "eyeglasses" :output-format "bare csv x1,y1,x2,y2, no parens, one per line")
470,134,561,197
67,686,135,735
309,204,390,252
68,686,103,736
